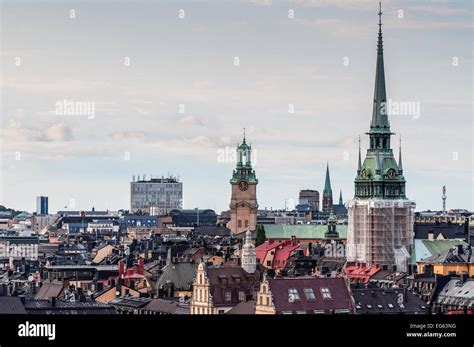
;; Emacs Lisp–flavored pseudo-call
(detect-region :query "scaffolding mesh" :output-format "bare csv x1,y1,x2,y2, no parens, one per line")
347,199,414,272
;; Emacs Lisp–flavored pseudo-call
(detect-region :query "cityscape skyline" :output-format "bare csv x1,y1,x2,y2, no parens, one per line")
1,0,472,213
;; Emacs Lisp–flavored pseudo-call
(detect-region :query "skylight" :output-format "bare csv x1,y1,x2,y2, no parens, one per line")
304,288,316,300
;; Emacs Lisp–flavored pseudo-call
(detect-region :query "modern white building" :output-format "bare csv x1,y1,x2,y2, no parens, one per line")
130,176,183,214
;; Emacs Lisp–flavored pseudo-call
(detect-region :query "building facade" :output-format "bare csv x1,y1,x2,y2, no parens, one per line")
229,132,258,235
190,262,260,314
346,8,414,272
36,196,48,215
299,189,320,211
241,230,257,273
130,177,182,214
169,209,217,227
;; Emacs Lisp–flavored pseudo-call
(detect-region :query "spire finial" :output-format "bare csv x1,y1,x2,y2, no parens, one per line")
243,127,246,142
378,2,383,32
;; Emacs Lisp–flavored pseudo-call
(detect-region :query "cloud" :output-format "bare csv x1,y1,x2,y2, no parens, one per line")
179,115,205,126
290,0,376,9
4,78,113,93
110,131,146,141
294,17,368,36
5,120,72,142
43,123,72,141
248,0,272,6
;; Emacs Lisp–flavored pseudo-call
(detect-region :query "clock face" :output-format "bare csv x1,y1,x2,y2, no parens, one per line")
387,169,396,178
362,169,368,178
238,180,249,191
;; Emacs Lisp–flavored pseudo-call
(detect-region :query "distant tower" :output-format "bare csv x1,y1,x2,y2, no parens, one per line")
338,190,343,205
229,130,258,235
442,186,447,214
241,230,257,273
324,211,339,239
36,196,48,215
322,163,333,213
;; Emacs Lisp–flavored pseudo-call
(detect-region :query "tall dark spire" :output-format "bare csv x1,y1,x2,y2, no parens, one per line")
370,2,390,133
339,189,343,205
398,135,403,173
324,162,332,192
322,162,333,213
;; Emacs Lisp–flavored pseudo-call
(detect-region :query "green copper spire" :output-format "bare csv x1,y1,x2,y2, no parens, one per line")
370,2,390,133
231,130,257,184
324,163,332,192
354,3,406,200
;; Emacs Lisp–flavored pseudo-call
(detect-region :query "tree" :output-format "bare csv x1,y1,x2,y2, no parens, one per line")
255,224,266,246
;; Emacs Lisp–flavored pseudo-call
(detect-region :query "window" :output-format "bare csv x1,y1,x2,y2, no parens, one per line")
282,311,293,315
238,220,242,228
225,291,232,302
304,288,316,300
367,304,373,309
296,311,306,314
388,303,394,309
239,291,245,301
266,260,271,267
321,288,332,299
288,288,300,302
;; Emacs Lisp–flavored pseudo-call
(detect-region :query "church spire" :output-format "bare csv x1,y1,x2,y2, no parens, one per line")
324,162,332,192
339,189,343,205
370,2,390,134
398,135,403,173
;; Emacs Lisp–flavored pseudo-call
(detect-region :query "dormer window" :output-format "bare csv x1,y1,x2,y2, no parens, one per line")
321,287,332,299
224,291,232,302
288,288,300,302
304,288,316,301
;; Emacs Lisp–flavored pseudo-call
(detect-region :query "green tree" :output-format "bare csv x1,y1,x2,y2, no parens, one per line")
255,224,266,246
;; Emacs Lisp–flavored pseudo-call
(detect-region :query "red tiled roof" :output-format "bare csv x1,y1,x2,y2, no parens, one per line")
344,263,381,284
256,239,300,270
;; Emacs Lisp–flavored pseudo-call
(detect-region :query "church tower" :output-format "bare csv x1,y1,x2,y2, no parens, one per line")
229,130,258,235
346,3,414,272
241,230,257,273
322,163,333,213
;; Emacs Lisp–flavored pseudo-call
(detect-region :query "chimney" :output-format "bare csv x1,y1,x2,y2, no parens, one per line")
118,260,125,278
453,244,464,256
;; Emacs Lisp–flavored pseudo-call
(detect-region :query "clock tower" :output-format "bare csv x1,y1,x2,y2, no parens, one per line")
229,131,258,235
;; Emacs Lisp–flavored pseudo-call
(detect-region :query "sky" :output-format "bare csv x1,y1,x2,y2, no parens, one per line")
0,0,472,214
